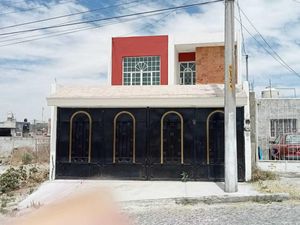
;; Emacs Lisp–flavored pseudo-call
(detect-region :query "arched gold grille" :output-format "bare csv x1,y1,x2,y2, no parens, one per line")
69,111,92,163
206,110,224,164
160,111,184,164
113,111,136,163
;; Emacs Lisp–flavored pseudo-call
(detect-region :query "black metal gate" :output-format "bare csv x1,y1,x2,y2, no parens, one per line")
208,111,225,180
115,113,134,164
55,107,245,181
70,112,91,163
162,112,182,164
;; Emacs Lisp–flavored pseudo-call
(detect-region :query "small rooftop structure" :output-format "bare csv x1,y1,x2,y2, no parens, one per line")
261,87,280,98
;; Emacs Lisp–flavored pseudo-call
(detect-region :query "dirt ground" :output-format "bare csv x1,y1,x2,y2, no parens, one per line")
253,172,300,200
0,160,299,224
0,147,49,221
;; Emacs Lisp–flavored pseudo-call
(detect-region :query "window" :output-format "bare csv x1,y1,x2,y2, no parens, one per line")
123,56,160,85
270,119,297,137
179,62,196,85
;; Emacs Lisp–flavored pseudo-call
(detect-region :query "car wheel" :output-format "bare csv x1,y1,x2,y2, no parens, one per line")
279,154,285,160
269,149,278,160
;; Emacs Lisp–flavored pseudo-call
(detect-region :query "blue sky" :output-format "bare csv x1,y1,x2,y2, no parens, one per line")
0,0,299,121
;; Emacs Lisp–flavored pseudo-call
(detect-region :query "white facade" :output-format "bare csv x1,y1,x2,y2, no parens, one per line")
48,32,252,182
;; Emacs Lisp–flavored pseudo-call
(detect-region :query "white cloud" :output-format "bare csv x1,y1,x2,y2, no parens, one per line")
0,0,299,121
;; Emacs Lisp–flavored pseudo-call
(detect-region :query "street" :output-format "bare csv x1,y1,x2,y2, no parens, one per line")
126,201,300,225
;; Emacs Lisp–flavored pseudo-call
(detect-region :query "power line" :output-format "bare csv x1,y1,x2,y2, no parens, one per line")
0,0,166,44
234,16,300,79
236,3,300,78
236,0,246,56
0,0,222,47
0,0,74,16
0,0,193,45
0,0,223,36
120,0,191,37
0,0,141,30
0,11,170,48
46,0,145,26
0,0,143,43
0,2,143,43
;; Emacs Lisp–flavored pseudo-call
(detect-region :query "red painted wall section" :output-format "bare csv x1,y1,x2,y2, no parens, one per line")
111,35,168,85
178,52,195,62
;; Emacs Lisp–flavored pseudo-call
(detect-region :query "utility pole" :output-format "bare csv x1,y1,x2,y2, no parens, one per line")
224,0,238,192
245,54,249,82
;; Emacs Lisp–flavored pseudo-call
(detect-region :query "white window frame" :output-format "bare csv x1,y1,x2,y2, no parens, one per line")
122,56,160,86
179,61,196,85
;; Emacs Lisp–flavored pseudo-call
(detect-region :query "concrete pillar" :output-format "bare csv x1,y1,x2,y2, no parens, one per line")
224,0,238,192
243,81,252,181
249,91,257,167
49,83,57,181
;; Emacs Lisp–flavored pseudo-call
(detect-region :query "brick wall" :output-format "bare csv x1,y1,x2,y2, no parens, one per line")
195,46,237,84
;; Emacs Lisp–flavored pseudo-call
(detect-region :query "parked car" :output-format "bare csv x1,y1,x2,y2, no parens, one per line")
269,133,300,160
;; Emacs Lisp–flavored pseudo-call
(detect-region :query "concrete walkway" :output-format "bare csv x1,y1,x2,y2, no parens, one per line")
18,180,289,210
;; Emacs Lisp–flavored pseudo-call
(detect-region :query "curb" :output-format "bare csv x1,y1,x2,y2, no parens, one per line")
175,193,290,205
120,193,290,206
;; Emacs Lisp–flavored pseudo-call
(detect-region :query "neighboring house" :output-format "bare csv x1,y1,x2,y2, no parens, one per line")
0,112,17,136
0,113,49,137
47,34,251,181
255,88,300,160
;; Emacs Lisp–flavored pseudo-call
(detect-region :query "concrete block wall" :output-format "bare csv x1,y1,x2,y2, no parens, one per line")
256,98,300,160
257,161,300,173
0,137,50,158
249,92,257,168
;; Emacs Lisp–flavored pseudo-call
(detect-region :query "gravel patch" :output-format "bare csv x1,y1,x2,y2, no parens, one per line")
124,201,300,225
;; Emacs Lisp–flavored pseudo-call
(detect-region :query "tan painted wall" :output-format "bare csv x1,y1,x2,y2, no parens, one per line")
195,46,237,84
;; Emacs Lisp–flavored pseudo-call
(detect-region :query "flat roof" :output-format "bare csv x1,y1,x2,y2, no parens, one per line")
47,84,248,108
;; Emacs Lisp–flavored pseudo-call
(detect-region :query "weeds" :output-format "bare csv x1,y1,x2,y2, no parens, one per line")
0,166,48,194
0,195,15,214
0,167,27,193
251,168,278,182
21,152,34,165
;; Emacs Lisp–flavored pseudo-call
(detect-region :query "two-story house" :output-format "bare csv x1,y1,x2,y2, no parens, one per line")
47,34,251,181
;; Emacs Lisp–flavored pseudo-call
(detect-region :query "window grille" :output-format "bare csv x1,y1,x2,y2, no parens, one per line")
270,119,297,137
123,56,160,85
179,62,196,85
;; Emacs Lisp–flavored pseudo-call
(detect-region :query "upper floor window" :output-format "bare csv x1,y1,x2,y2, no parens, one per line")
123,56,160,85
179,62,196,85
